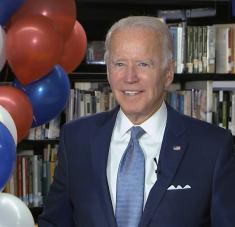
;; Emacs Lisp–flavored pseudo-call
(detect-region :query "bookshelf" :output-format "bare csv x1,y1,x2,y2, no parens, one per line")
15,139,59,223
2,0,235,223
72,0,235,134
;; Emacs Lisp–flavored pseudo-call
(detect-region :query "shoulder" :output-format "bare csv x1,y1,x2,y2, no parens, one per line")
167,103,232,141
62,106,119,133
184,114,229,134
181,113,232,147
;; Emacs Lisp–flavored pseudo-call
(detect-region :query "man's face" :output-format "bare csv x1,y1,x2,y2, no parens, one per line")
107,27,174,124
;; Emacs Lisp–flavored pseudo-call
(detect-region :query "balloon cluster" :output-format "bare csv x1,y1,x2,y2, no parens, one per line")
0,0,87,226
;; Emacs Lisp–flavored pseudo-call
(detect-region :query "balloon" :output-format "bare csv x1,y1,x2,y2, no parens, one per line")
11,0,76,41
6,15,63,85
59,20,87,73
14,65,70,127
0,105,17,144
0,123,16,191
0,0,25,26
0,86,33,142
0,26,6,71
0,193,35,227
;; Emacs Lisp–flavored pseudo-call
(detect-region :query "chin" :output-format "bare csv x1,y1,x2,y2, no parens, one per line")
122,107,143,118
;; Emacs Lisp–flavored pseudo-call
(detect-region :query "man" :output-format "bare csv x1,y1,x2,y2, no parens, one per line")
38,16,235,227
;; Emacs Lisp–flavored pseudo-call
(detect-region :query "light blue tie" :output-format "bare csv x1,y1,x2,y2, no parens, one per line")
116,126,145,227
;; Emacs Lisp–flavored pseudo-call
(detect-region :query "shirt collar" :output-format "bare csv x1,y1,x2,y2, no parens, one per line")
116,101,167,141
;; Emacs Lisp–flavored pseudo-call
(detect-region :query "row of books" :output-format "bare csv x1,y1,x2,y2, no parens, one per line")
166,89,235,135
166,89,210,122
213,90,235,133
3,144,58,207
65,82,235,134
26,116,61,140
65,82,117,122
85,23,235,75
26,81,235,141
56,80,235,138
170,23,235,74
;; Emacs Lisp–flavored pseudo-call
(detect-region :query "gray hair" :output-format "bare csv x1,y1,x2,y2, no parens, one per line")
104,16,173,69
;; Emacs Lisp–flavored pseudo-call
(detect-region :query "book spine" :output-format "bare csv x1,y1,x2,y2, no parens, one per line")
207,25,216,73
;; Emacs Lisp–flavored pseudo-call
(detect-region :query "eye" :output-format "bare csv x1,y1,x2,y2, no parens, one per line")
115,62,124,67
138,62,149,67
111,61,125,68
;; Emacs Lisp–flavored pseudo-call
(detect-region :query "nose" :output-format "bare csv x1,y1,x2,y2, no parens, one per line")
124,65,139,83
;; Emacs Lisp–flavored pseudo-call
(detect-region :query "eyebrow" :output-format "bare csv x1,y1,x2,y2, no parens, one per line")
110,58,126,62
111,59,155,64
136,59,154,64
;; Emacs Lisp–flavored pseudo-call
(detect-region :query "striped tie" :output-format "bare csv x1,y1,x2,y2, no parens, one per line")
116,126,145,227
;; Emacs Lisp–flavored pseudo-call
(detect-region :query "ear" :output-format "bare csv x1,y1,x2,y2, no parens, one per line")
164,60,174,89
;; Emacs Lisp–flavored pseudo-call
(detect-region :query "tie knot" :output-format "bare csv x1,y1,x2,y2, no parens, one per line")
130,126,145,140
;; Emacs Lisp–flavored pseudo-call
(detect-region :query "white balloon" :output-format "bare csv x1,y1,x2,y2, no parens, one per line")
0,193,35,227
0,105,17,144
0,26,6,71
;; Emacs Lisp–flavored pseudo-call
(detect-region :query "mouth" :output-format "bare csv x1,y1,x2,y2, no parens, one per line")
122,90,143,96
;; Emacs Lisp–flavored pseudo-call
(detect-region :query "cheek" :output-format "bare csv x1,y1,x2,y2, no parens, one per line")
147,78,164,93
147,81,166,102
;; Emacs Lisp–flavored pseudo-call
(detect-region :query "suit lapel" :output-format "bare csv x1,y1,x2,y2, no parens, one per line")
91,107,119,227
139,105,189,227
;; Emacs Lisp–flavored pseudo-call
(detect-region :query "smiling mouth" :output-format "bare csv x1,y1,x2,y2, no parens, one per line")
123,91,142,96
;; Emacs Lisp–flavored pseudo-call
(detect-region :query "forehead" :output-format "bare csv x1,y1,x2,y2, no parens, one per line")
109,27,163,56
111,26,161,44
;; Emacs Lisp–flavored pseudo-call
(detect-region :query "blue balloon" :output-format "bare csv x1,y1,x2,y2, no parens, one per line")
0,122,16,191
0,0,25,26
13,65,70,127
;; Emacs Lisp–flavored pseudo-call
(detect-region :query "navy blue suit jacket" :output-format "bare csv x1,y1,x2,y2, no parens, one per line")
38,104,235,227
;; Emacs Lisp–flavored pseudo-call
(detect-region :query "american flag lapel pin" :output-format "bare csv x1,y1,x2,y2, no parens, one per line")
173,145,181,151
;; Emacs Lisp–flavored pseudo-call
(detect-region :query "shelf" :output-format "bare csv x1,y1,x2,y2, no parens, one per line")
70,64,107,82
173,73,235,82
75,63,106,72
17,139,59,150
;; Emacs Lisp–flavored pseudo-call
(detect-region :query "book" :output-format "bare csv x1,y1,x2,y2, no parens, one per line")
186,26,194,73
202,26,208,73
207,25,216,73
193,26,199,73
215,25,231,73
170,26,184,73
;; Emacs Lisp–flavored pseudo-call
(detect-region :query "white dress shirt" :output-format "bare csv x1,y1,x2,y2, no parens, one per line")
106,101,167,212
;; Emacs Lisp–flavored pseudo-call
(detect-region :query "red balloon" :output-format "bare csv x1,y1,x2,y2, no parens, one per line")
59,21,87,73
0,86,33,142
11,0,76,41
6,15,63,85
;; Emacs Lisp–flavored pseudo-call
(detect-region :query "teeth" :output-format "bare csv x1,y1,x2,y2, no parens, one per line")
124,91,139,96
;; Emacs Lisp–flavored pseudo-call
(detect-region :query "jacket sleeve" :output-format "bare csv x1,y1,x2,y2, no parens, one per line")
211,132,235,227
38,127,75,227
